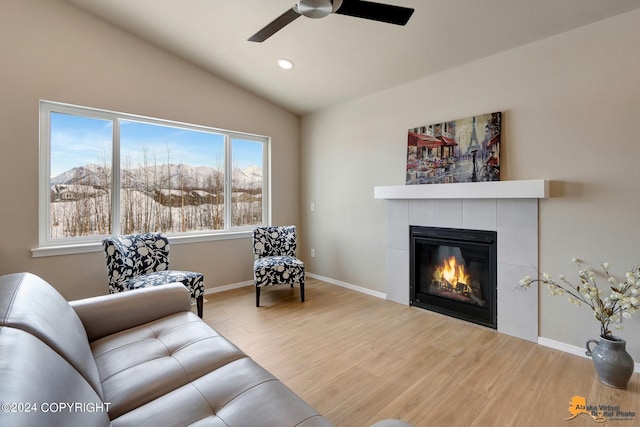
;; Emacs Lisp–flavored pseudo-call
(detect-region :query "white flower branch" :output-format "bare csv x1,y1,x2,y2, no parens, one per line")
519,259,640,339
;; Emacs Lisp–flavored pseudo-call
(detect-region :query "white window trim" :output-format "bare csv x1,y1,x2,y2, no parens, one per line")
34,100,270,257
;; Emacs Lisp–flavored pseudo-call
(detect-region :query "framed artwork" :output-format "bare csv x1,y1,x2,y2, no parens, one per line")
406,112,501,184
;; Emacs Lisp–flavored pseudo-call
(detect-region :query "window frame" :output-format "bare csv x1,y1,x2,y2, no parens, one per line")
34,100,270,257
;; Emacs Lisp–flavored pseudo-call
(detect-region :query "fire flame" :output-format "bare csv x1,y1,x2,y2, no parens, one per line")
434,256,470,289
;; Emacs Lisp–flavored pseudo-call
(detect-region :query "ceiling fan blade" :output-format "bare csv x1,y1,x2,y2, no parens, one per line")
248,7,301,42
335,0,414,25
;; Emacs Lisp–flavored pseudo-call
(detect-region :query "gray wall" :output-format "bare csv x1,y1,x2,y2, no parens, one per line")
300,9,640,359
0,0,300,299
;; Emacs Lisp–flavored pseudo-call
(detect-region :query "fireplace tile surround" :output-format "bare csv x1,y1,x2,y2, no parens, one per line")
375,180,548,342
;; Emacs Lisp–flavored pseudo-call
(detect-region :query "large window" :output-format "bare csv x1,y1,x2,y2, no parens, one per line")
38,101,268,252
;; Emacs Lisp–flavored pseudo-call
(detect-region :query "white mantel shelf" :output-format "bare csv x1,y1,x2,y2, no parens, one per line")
374,179,549,200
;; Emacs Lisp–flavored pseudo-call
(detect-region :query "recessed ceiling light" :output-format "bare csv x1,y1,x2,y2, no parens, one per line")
277,58,294,70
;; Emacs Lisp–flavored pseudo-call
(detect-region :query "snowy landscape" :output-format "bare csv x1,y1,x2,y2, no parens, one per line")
49,163,263,238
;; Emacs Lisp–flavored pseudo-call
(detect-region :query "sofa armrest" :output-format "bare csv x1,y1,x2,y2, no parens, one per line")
70,283,192,342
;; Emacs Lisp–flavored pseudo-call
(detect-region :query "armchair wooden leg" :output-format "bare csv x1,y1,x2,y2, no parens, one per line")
196,295,204,318
256,286,260,307
300,282,305,303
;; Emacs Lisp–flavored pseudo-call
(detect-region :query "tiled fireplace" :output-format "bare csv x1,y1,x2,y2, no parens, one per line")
374,180,548,342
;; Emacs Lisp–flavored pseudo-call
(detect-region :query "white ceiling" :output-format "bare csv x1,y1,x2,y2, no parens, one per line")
64,0,640,115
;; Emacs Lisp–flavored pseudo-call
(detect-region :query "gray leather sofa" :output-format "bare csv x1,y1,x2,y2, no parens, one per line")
0,272,334,426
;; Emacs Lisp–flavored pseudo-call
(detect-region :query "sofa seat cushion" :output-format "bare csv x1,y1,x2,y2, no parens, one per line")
111,357,332,427
91,311,247,419
0,327,110,427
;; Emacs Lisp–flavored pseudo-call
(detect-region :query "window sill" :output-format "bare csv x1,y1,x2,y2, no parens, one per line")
31,230,253,258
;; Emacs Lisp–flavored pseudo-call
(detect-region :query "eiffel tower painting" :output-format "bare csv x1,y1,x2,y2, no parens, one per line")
406,112,501,184
466,116,482,155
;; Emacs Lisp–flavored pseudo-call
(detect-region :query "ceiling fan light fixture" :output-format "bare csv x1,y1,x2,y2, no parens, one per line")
277,58,294,70
297,0,333,18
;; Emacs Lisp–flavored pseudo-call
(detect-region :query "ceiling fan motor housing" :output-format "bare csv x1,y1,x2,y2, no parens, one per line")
249,0,411,42
297,0,344,18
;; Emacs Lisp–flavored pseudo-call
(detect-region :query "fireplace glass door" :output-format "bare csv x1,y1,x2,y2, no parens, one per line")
410,226,497,329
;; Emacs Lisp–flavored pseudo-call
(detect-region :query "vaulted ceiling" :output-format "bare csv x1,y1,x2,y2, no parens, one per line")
64,0,640,115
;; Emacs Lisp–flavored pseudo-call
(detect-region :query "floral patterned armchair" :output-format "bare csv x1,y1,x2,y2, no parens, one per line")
102,232,205,317
252,226,305,307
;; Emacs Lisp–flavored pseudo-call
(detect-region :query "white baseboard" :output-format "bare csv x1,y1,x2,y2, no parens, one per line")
203,275,386,299
204,280,253,295
306,272,387,299
538,336,640,373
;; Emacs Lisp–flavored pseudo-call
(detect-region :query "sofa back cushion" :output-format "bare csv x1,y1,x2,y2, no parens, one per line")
0,326,110,427
0,273,103,398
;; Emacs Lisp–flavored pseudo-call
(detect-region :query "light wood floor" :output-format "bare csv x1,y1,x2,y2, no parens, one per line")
202,278,639,427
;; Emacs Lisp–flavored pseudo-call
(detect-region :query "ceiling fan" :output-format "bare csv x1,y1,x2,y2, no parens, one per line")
248,0,415,42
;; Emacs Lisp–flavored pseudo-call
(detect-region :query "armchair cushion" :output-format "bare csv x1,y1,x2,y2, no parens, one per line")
253,256,305,288
127,270,204,298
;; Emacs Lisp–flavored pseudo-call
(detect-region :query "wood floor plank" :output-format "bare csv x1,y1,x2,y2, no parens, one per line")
369,347,485,425
411,383,491,427
301,365,379,415
457,333,534,398
324,349,438,427
469,344,559,426
203,278,640,427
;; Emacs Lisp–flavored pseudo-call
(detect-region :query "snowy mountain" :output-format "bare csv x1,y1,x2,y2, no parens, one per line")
50,164,107,186
232,165,263,189
51,163,262,190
